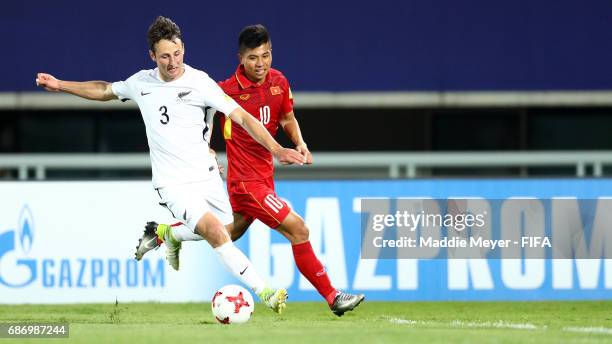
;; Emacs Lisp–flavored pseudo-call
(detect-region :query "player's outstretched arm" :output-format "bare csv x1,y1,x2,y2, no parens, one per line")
280,111,312,164
229,107,305,165
36,73,117,101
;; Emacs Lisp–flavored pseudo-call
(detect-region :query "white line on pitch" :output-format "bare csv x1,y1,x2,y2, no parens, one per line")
384,316,542,330
563,327,612,335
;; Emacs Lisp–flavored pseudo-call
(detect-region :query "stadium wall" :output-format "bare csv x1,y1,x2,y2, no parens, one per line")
6,0,612,92
1,179,611,304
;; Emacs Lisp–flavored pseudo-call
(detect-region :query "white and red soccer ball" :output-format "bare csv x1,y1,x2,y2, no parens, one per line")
211,284,254,324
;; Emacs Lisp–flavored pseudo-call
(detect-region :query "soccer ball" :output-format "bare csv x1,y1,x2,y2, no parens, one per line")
211,284,254,324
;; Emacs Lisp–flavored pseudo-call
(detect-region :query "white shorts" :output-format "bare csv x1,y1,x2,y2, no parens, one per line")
154,176,233,232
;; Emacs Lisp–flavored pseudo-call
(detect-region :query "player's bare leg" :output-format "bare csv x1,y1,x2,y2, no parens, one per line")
277,211,365,316
228,212,252,241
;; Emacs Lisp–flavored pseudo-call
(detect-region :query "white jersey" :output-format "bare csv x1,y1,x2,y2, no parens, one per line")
112,64,238,188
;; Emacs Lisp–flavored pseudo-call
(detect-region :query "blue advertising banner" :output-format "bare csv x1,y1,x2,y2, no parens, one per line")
238,179,612,301
1,180,611,304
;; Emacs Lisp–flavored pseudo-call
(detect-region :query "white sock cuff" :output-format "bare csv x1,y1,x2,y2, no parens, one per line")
214,240,235,254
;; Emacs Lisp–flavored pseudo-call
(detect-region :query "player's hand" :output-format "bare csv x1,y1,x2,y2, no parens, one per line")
295,143,313,165
35,73,61,92
274,147,306,165
209,148,225,175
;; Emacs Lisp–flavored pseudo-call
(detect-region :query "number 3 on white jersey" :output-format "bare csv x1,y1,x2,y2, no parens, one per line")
259,106,270,125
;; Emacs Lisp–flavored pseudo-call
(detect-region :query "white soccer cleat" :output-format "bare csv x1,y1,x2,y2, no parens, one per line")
135,221,162,261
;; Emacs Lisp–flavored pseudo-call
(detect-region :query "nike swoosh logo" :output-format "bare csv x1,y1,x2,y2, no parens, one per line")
142,237,158,249
240,266,248,275
141,91,151,96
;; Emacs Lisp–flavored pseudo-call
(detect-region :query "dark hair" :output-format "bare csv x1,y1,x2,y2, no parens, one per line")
238,24,271,53
147,16,182,53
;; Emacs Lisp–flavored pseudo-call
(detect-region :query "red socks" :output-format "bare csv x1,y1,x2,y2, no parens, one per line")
292,241,338,305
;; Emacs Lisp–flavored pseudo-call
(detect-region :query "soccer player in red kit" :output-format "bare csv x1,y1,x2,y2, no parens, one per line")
136,24,364,316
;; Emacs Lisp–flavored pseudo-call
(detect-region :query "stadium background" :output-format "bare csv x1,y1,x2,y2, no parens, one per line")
1,0,612,304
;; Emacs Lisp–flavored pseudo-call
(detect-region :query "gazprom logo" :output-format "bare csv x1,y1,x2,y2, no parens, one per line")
19,206,34,254
0,205,165,289
0,206,37,287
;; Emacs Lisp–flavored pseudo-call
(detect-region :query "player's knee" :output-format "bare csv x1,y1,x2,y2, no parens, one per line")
279,214,310,243
293,220,309,242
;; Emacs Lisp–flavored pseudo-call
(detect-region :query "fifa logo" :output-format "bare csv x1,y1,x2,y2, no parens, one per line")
0,205,37,287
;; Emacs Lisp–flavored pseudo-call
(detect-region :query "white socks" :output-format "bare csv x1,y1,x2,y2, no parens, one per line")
214,241,266,294
172,224,266,294
172,224,204,242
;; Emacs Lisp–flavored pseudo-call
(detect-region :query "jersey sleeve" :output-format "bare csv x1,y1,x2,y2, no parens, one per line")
111,73,138,102
281,77,294,114
198,73,239,117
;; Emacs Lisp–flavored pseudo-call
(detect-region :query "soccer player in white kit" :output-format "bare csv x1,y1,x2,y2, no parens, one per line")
35,16,305,313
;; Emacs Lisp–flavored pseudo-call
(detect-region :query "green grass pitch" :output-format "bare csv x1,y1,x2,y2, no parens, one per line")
0,301,611,343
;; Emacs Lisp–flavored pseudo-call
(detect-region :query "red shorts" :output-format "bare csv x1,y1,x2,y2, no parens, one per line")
227,176,291,228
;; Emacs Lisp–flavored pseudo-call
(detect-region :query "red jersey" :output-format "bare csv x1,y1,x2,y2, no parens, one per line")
218,65,293,181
